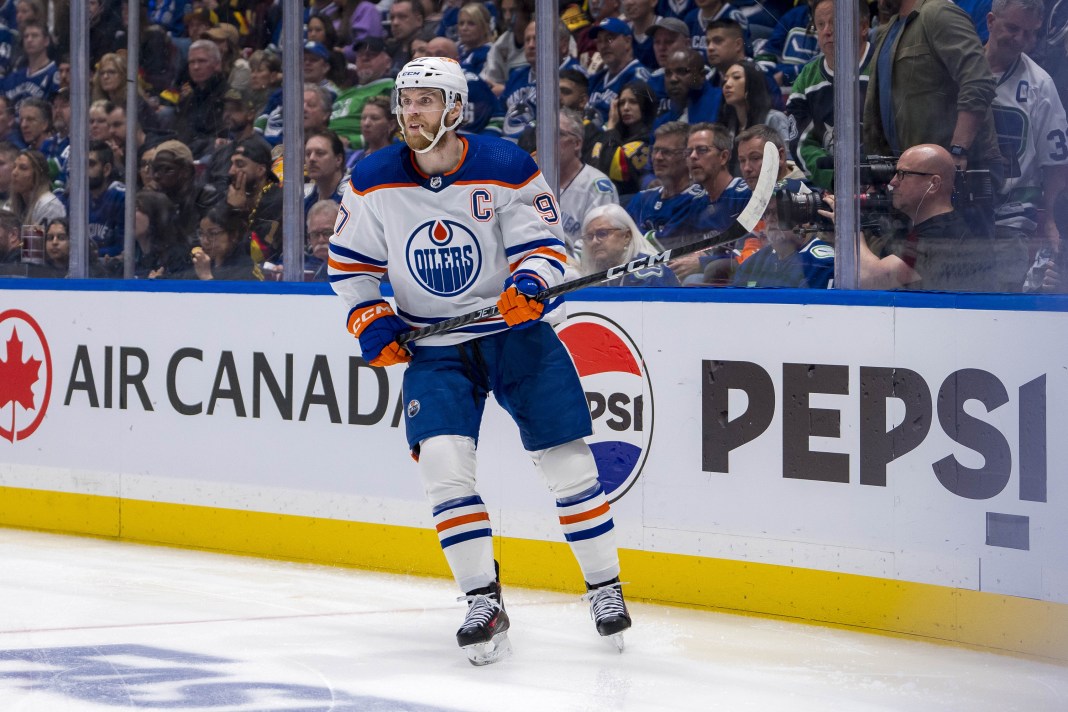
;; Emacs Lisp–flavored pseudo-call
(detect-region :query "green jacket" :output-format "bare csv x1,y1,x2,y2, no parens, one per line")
863,0,1001,169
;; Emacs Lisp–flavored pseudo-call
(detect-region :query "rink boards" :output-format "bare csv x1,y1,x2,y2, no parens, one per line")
1,281,1067,662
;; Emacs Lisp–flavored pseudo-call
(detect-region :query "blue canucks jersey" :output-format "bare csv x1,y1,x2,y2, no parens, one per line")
732,237,835,288
626,183,707,248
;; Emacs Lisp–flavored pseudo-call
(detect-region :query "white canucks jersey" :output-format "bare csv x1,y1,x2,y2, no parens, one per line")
991,52,1068,225
329,134,570,346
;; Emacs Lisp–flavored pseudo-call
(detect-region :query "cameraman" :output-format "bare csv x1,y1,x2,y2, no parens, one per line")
820,144,998,291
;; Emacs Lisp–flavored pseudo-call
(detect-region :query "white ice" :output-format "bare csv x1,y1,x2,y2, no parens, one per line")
0,527,1065,711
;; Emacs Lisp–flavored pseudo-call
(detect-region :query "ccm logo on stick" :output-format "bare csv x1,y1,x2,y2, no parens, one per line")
701,360,1047,503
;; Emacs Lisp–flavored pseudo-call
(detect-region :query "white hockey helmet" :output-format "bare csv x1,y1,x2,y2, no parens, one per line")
392,56,468,153
392,56,468,114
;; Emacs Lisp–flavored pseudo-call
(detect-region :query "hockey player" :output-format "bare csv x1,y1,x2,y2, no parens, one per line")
329,56,632,665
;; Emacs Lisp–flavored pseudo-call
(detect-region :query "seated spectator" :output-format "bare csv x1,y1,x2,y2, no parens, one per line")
558,68,601,151
83,140,126,260
17,96,50,152
686,0,750,59
0,205,18,264
704,19,781,107
4,19,59,107
43,88,69,187
736,123,810,192
587,80,657,198
38,216,73,278
579,203,680,286
345,95,395,169
624,120,705,247
225,135,282,267
718,60,794,170
334,1,386,47
421,36,504,137
676,122,752,283
501,18,579,141
821,144,999,291
304,128,348,215
175,40,229,159
306,12,342,55
88,0,125,63
137,144,158,192
303,199,339,282
481,0,534,94
88,99,111,144
150,139,222,243
556,108,619,253
0,140,18,208
203,87,260,197
731,192,836,288
0,14,15,82
132,190,192,280
140,24,182,104
0,95,22,147
205,23,250,92
645,17,695,109
303,41,341,98
10,148,63,227
754,1,819,87
624,0,662,69
457,2,496,76
387,0,439,78
247,50,282,120
785,0,873,190
191,203,258,281
654,49,722,130
587,17,652,122
329,37,395,150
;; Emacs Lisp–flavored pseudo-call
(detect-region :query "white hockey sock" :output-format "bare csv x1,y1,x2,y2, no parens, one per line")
420,435,497,593
556,482,621,585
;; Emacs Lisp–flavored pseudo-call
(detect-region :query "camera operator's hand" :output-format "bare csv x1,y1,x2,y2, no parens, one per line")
817,192,836,224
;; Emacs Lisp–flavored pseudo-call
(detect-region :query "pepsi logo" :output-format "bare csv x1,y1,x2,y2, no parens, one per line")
0,309,52,442
556,313,651,503
405,219,482,297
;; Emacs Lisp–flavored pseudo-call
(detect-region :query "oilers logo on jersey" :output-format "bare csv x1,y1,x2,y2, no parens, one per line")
406,219,483,297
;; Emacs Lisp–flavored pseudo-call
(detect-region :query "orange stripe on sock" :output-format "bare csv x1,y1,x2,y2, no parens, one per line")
558,502,610,526
436,511,490,533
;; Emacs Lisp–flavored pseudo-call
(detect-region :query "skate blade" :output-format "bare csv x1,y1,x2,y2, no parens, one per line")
464,631,512,666
605,632,625,653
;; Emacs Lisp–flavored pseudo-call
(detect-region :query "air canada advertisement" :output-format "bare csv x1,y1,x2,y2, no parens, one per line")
1,291,1065,603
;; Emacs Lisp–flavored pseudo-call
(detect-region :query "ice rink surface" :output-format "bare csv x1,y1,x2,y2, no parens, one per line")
0,528,1065,712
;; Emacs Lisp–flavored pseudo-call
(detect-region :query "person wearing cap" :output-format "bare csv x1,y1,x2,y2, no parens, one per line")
203,87,259,196
329,37,395,149
644,17,698,106
181,7,217,44
175,40,229,159
574,0,622,68
150,138,222,242
303,41,340,98
226,135,282,268
587,17,651,123
206,23,251,92
622,0,662,69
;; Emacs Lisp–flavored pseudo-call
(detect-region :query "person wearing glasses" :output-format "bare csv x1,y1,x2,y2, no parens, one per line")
587,80,657,198
579,203,680,286
624,120,707,251
191,203,257,281
303,199,338,282
820,143,998,291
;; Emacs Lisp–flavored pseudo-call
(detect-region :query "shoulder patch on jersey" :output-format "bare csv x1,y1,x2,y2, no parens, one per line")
808,243,835,260
595,178,614,193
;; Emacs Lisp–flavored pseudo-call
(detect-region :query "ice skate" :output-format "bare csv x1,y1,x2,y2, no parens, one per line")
456,580,511,666
583,578,631,652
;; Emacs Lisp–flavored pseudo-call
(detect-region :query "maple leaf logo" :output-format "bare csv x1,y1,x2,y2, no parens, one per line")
1,328,42,433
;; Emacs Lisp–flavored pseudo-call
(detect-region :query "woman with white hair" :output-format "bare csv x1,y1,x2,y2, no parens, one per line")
579,204,679,287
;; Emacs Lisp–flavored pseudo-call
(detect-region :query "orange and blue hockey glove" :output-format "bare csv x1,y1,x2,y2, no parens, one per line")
348,300,412,367
497,272,546,328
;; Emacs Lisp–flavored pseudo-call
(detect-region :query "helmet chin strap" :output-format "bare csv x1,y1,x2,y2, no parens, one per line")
403,99,463,155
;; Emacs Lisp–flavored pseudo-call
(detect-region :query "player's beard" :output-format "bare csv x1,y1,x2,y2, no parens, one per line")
402,122,439,152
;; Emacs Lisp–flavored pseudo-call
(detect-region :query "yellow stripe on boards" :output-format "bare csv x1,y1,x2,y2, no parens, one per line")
1,485,1065,663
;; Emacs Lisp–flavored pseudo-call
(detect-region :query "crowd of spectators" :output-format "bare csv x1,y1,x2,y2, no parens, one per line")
0,0,1063,293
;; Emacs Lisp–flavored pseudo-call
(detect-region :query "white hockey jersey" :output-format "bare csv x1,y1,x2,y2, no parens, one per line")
329,134,570,346
991,52,1068,226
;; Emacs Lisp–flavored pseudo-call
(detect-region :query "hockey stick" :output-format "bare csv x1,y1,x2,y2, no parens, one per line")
396,142,780,346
